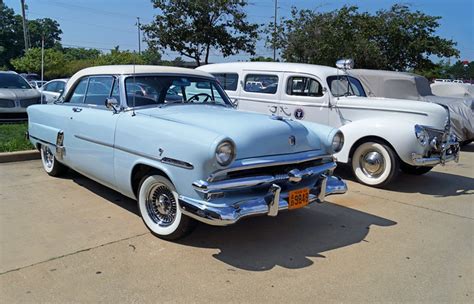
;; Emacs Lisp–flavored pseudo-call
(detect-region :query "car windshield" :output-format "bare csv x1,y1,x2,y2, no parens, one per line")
0,74,32,89
125,76,232,108
327,75,366,97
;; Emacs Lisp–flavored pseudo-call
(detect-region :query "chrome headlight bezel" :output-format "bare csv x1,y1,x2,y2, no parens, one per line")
414,124,429,147
215,140,236,166
331,131,344,153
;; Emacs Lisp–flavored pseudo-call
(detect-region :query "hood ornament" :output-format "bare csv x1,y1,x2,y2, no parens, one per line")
289,135,296,146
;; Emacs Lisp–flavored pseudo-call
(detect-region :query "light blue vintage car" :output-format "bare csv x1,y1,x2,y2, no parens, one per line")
27,65,347,240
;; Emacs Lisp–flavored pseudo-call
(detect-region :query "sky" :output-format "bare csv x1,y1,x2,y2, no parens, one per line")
4,0,474,63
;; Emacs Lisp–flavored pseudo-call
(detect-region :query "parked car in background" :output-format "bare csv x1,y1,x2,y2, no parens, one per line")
29,80,47,90
0,71,41,121
197,61,460,187
20,73,40,82
348,69,473,144
431,82,474,100
27,65,347,240
39,78,68,103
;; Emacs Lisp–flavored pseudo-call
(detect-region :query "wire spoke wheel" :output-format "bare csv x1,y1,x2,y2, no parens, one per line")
146,184,177,227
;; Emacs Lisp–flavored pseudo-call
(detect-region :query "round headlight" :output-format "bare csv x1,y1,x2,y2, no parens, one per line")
414,125,429,146
331,131,344,153
215,141,235,166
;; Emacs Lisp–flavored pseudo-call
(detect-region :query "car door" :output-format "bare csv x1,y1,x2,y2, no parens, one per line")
65,75,120,187
238,71,282,116
41,81,58,103
279,73,329,125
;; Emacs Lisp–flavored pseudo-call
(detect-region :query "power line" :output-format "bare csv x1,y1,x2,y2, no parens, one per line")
36,0,140,19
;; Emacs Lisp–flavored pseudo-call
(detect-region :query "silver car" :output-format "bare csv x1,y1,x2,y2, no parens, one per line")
0,71,41,121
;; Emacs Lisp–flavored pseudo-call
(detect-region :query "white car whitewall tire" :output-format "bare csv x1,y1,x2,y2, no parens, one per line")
138,175,196,240
40,144,67,176
351,141,400,187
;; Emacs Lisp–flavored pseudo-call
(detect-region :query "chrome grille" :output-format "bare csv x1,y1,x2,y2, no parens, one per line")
19,98,40,108
0,99,15,108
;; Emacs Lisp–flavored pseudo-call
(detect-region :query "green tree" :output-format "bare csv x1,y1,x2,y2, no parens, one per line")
10,47,67,79
0,3,62,69
268,5,459,71
140,47,162,65
250,56,275,62
142,0,258,66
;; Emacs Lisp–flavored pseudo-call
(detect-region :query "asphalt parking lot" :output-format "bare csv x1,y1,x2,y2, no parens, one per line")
1,146,473,303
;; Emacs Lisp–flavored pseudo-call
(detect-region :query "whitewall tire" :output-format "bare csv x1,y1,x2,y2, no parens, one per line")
138,175,196,240
351,141,400,187
40,144,67,176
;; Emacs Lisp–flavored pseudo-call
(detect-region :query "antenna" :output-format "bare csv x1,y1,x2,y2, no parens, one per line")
131,60,136,116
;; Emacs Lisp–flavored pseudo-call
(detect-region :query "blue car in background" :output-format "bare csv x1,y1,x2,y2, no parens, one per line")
27,65,347,240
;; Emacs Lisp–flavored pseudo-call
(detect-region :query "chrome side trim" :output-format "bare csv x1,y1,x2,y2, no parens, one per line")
335,105,429,116
29,135,56,147
74,134,194,170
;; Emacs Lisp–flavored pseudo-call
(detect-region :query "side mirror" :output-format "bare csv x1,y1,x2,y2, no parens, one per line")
335,59,354,70
105,97,120,113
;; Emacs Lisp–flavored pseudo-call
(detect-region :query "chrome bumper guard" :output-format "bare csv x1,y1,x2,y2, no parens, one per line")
412,138,460,166
180,162,347,226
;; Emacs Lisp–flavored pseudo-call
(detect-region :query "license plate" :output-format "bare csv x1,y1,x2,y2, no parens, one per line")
288,188,309,210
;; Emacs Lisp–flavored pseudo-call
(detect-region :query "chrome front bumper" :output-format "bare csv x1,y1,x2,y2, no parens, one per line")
412,138,460,166
179,163,347,226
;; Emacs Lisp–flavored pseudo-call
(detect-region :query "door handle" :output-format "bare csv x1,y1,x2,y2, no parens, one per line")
72,107,82,112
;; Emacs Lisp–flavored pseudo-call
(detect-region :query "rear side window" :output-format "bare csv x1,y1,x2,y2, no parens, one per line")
286,77,323,97
84,76,114,106
244,74,278,94
212,73,238,91
69,78,88,104
43,81,58,92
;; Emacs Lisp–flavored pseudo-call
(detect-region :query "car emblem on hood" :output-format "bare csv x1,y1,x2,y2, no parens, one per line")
289,135,296,146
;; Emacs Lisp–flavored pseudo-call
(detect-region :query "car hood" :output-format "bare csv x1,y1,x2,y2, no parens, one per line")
136,105,323,159
342,96,449,129
0,88,40,99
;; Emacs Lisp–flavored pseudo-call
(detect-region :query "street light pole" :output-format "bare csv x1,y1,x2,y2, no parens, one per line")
20,0,30,51
273,0,277,61
137,17,141,55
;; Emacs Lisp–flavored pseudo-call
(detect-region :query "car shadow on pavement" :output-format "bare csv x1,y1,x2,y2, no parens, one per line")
65,170,140,216
461,143,474,152
335,165,474,198
61,169,396,272
179,203,396,271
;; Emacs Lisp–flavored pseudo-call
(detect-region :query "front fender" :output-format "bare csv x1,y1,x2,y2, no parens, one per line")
335,118,423,165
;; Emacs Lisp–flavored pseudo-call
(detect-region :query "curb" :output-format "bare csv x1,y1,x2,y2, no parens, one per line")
0,150,40,163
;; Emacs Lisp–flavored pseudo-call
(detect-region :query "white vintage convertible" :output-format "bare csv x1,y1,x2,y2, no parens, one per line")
27,65,347,239
198,61,460,187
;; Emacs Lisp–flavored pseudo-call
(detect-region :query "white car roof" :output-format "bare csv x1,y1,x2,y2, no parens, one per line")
197,62,347,79
69,65,213,87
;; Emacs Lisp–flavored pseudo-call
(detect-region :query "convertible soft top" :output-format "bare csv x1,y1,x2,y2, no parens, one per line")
349,69,474,142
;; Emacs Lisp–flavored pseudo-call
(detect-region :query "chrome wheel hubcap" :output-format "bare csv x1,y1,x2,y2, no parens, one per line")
42,145,54,168
146,184,177,227
360,151,385,178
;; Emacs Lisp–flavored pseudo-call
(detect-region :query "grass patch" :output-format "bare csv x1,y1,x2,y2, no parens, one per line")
0,123,34,152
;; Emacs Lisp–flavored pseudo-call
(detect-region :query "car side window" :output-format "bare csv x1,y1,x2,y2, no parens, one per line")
44,81,57,92
286,77,323,97
84,76,114,106
212,73,238,91
56,81,65,93
244,74,278,94
69,77,89,104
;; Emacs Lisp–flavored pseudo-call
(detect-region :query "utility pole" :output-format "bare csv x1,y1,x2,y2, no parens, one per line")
273,0,277,61
41,36,44,103
20,0,30,51
136,17,141,55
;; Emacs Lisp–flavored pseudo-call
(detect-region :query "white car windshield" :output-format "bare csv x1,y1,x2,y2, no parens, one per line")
125,76,232,108
327,75,366,97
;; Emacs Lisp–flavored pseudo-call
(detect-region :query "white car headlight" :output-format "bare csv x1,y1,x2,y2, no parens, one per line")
331,131,344,153
215,141,235,166
414,125,429,146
